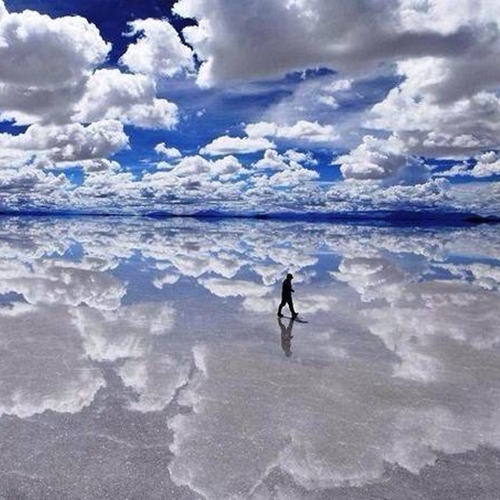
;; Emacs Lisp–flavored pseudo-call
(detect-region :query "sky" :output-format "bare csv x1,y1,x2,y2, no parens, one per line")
0,0,499,215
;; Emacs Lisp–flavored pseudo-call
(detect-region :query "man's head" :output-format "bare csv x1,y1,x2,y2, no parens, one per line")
286,273,293,280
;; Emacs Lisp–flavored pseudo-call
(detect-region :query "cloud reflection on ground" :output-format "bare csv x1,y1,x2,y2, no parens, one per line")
0,216,499,499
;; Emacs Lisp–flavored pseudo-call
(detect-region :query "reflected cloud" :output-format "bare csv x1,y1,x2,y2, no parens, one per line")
72,303,176,362
0,304,104,418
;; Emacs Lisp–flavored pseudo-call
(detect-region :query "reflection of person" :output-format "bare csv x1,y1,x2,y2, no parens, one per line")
278,317,294,357
277,273,298,319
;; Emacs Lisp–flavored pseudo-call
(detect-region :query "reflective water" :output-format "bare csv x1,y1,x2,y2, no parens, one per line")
0,216,500,499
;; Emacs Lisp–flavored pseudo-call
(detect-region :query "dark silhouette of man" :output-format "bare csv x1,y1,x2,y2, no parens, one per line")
278,316,294,357
277,273,298,319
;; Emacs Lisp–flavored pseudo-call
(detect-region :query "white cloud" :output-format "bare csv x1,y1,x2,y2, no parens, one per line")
172,0,500,192
436,152,500,179
322,79,352,93
173,0,476,87
337,135,410,181
200,136,275,156
246,120,339,144
317,95,339,109
253,149,317,175
253,149,289,171
74,69,179,129
0,255,126,311
144,154,247,183
0,8,109,89
73,303,176,362
121,18,194,78
0,120,129,168
266,166,320,187
0,3,183,191
0,79,87,126
77,158,121,173
0,6,110,125
153,272,181,289
315,78,353,109
0,166,70,192
365,47,500,159
155,142,182,159
326,177,452,211
469,153,500,178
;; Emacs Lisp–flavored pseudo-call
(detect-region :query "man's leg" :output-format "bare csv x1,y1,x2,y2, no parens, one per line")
277,299,286,317
287,299,297,317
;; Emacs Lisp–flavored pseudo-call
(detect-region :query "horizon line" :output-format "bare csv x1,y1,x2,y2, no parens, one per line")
0,209,498,227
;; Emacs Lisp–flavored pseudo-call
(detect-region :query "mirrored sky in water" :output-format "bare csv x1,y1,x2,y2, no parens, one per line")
1,217,500,499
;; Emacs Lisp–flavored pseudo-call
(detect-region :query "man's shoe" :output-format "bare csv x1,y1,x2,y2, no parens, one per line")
277,313,284,317
292,313,299,319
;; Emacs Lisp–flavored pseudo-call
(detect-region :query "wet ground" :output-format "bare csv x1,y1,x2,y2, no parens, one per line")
0,216,499,499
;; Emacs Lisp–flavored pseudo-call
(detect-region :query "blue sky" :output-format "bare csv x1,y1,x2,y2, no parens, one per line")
0,0,499,214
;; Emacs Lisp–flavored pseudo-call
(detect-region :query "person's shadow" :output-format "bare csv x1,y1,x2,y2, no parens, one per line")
278,317,295,358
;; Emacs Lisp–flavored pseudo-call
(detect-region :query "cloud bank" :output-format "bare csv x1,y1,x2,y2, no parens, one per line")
0,0,498,213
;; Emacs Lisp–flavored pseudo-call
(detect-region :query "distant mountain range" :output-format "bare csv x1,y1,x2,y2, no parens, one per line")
146,210,500,226
0,209,499,227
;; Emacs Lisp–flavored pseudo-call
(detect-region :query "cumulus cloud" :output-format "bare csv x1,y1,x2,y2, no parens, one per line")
266,165,320,187
246,120,339,144
0,1,184,200
336,135,429,183
173,0,476,87
326,177,452,211
0,0,498,213
155,142,182,159
436,152,500,179
0,166,72,212
169,0,500,188
199,277,270,298
168,154,246,180
367,73,500,159
0,7,109,89
0,120,129,168
0,4,110,125
200,136,275,156
337,136,407,181
253,149,294,171
360,5,500,162
74,69,179,129
120,18,194,78
198,120,336,171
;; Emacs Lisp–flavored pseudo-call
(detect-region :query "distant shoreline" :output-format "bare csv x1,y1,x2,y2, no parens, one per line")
0,210,498,227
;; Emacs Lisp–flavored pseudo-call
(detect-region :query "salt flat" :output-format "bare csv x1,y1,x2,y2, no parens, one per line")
0,216,499,499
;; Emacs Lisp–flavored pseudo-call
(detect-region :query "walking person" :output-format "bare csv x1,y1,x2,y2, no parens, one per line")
277,273,298,319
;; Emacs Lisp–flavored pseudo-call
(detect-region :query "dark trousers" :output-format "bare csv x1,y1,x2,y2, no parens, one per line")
278,297,296,315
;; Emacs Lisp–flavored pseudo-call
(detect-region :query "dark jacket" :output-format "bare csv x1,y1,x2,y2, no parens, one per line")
281,279,294,300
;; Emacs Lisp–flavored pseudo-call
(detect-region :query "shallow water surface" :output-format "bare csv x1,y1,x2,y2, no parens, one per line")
0,216,500,499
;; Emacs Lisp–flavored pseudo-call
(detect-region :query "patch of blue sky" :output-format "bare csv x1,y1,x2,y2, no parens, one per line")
0,121,27,135
45,166,85,186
